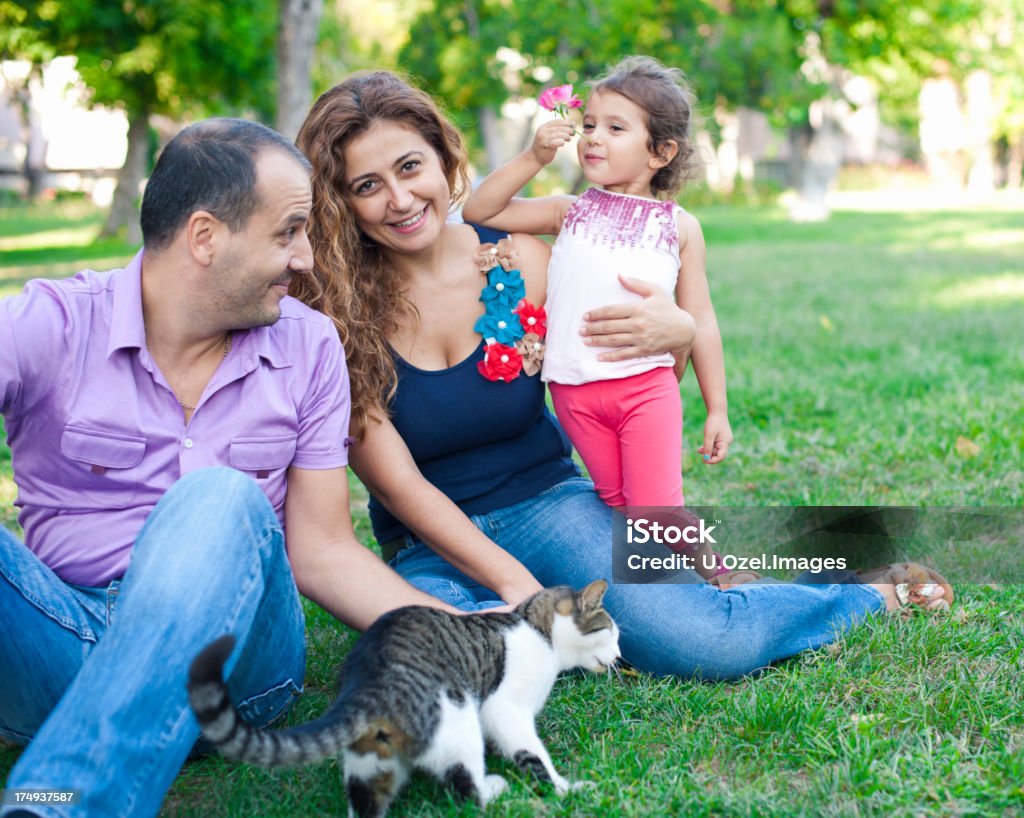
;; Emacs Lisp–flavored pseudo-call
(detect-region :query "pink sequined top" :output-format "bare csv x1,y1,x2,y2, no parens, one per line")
542,187,682,385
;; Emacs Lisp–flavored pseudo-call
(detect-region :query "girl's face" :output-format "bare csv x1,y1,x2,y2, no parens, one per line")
342,120,452,257
577,89,669,198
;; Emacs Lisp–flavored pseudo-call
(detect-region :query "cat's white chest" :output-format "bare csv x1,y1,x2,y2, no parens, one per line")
486,622,559,715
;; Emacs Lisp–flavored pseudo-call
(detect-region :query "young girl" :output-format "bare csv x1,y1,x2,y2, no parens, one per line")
463,56,731,579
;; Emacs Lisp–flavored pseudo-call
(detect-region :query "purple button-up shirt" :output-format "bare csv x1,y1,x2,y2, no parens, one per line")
0,251,350,586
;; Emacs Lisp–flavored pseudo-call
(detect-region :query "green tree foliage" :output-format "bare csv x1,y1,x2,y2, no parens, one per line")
1,0,277,238
398,0,996,164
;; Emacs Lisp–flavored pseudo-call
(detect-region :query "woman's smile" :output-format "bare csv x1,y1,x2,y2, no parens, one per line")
343,121,453,254
389,205,429,233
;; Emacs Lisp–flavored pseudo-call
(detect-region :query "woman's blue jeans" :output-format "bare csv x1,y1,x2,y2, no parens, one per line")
390,477,886,679
0,467,306,818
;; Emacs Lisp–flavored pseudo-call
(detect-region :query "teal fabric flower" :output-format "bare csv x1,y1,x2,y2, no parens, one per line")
480,266,526,308
474,302,524,346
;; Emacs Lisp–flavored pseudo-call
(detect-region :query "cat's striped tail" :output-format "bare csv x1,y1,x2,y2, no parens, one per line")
187,634,348,768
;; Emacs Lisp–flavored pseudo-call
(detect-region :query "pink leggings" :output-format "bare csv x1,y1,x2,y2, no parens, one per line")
549,366,683,510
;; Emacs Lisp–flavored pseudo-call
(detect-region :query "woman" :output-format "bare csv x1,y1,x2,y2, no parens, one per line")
291,71,950,679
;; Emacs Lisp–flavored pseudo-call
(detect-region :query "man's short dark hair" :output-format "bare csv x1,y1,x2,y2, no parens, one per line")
140,118,311,252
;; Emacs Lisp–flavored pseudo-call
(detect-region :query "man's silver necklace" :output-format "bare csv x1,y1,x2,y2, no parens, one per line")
178,332,232,412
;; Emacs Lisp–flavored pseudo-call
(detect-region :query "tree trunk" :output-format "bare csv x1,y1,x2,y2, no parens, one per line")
790,97,844,222
964,69,995,194
918,76,966,189
17,85,45,200
276,0,324,142
101,110,149,245
1007,137,1023,190
477,106,502,172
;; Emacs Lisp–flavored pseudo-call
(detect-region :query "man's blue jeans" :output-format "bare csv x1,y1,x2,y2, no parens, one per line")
390,476,887,679
0,467,306,818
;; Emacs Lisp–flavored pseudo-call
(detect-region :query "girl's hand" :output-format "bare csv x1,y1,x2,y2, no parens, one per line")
531,119,576,166
699,411,732,464
582,275,696,361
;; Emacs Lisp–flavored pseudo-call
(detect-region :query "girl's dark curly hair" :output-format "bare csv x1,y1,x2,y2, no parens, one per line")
590,56,700,197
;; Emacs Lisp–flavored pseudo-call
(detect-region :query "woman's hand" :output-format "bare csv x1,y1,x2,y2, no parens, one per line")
581,275,697,361
498,576,545,606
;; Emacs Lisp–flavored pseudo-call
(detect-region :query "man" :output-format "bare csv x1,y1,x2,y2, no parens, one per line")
0,119,452,818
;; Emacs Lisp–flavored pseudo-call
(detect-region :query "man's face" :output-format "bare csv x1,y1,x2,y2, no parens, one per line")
210,149,314,329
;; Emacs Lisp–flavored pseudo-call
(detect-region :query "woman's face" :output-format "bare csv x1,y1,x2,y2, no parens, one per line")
342,120,452,256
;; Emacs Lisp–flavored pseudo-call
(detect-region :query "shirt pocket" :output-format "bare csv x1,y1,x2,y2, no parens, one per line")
228,434,297,480
60,425,146,509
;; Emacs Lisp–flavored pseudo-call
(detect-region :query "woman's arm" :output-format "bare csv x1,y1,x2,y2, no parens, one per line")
348,414,544,606
509,231,551,306
462,120,576,236
284,466,461,631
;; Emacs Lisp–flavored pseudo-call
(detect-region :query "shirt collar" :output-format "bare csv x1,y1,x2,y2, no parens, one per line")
106,249,146,359
105,248,292,369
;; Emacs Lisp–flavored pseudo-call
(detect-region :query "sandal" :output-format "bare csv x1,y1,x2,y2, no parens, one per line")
857,562,953,612
710,570,763,590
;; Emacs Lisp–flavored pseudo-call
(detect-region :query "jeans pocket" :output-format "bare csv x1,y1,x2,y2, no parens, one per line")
387,535,420,569
235,676,303,729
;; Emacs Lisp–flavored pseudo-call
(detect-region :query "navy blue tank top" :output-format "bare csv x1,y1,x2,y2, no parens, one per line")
369,224,578,545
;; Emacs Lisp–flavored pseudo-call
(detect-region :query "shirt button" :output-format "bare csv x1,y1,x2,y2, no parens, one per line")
184,438,194,449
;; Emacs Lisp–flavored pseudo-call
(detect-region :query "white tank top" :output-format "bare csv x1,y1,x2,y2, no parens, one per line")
542,187,682,385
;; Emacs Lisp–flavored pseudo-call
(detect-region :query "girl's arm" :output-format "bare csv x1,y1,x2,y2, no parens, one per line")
675,211,732,464
462,119,576,236
348,413,544,606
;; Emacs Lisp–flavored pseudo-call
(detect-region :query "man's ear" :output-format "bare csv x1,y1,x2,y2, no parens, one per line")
649,139,679,170
186,210,222,267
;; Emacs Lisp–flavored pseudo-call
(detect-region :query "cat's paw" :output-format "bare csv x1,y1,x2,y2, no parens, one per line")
480,774,508,803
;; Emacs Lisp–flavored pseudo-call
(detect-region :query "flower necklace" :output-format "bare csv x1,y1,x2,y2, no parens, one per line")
472,239,546,382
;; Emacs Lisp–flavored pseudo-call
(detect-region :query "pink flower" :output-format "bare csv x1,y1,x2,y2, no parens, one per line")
538,84,582,114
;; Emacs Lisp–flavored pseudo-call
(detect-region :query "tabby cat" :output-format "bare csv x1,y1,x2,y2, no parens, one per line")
188,579,620,818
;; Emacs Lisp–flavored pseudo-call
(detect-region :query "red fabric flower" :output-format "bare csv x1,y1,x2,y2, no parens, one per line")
514,299,547,338
477,342,523,382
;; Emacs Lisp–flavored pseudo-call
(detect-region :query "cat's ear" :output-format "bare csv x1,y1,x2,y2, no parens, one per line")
579,579,608,610
555,595,575,616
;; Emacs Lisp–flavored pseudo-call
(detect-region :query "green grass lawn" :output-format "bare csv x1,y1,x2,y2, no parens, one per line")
1,198,1022,817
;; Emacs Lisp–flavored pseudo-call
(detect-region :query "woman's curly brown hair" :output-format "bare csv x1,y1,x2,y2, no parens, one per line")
292,71,469,439
590,56,700,197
